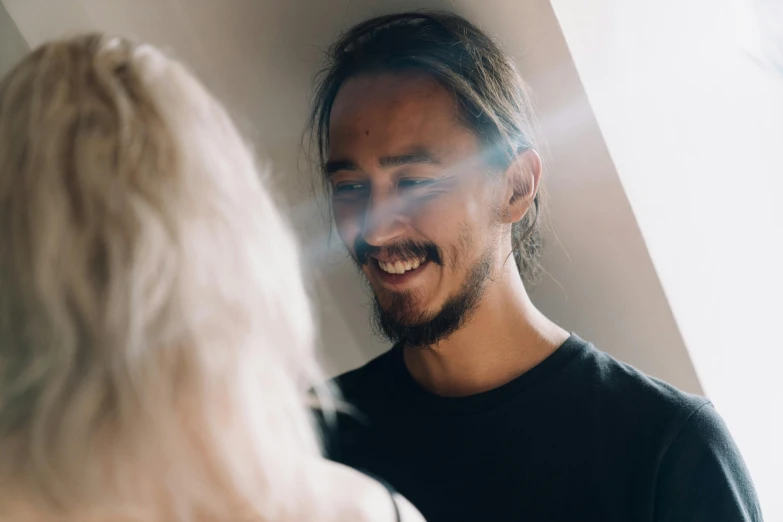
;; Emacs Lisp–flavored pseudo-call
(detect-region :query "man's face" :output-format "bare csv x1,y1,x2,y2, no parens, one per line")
327,72,506,345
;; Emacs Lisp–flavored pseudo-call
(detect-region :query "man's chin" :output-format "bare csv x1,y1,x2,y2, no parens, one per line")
375,293,433,326
384,312,428,328
377,305,427,327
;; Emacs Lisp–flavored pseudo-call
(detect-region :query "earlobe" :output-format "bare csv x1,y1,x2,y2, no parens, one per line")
504,148,541,223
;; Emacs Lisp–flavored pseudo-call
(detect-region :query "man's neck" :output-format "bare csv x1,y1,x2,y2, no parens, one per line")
403,261,570,397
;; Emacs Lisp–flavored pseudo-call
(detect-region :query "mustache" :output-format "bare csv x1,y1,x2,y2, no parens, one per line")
354,237,443,267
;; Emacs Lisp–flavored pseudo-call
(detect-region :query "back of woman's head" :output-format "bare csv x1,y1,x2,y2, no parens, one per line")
0,34,323,521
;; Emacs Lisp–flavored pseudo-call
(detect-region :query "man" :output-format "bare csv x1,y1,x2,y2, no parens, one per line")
308,11,762,522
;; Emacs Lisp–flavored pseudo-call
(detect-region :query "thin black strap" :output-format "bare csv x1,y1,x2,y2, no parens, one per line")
389,491,402,522
359,469,402,521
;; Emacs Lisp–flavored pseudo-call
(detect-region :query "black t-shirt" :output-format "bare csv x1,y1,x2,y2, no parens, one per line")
321,335,762,522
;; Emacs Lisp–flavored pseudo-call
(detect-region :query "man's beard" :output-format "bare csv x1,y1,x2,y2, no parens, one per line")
362,245,494,348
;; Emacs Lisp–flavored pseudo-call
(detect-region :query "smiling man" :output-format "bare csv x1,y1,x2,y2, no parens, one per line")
308,11,761,522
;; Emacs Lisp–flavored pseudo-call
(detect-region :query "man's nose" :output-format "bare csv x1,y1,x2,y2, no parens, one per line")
361,191,408,246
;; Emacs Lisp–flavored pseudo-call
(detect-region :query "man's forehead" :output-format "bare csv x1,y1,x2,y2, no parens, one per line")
327,72,473,164
329,72,459,131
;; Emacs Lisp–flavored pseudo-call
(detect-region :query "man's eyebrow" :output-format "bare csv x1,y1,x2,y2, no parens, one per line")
378,152,441,168
323,152,441,176
323,160,359,176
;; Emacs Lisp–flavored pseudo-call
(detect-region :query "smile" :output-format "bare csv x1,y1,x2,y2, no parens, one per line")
377,257,426,275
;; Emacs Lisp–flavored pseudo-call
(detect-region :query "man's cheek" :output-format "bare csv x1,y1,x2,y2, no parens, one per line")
333,199,364,227
334,218,360,249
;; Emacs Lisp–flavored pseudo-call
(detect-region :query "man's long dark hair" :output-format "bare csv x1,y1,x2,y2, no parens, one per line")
307,10,544,281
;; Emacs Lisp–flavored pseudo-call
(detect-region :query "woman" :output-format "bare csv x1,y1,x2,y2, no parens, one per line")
0,34,423,522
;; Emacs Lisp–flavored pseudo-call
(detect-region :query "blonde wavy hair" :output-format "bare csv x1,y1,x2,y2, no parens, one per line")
0,34,329,521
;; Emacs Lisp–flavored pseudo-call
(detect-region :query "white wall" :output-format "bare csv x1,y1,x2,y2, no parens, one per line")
550,0,783,518
0,1,27,77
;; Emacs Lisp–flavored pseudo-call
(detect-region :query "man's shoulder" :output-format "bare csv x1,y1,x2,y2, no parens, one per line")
571,337,709,433
571,338,760,519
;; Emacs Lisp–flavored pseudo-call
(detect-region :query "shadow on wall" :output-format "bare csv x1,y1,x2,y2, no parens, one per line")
0,2,28,77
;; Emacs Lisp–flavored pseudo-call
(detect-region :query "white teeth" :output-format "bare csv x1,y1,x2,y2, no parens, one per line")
378,258,426,275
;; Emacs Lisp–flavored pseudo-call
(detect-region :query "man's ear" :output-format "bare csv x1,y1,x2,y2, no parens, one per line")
502,148,541,224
